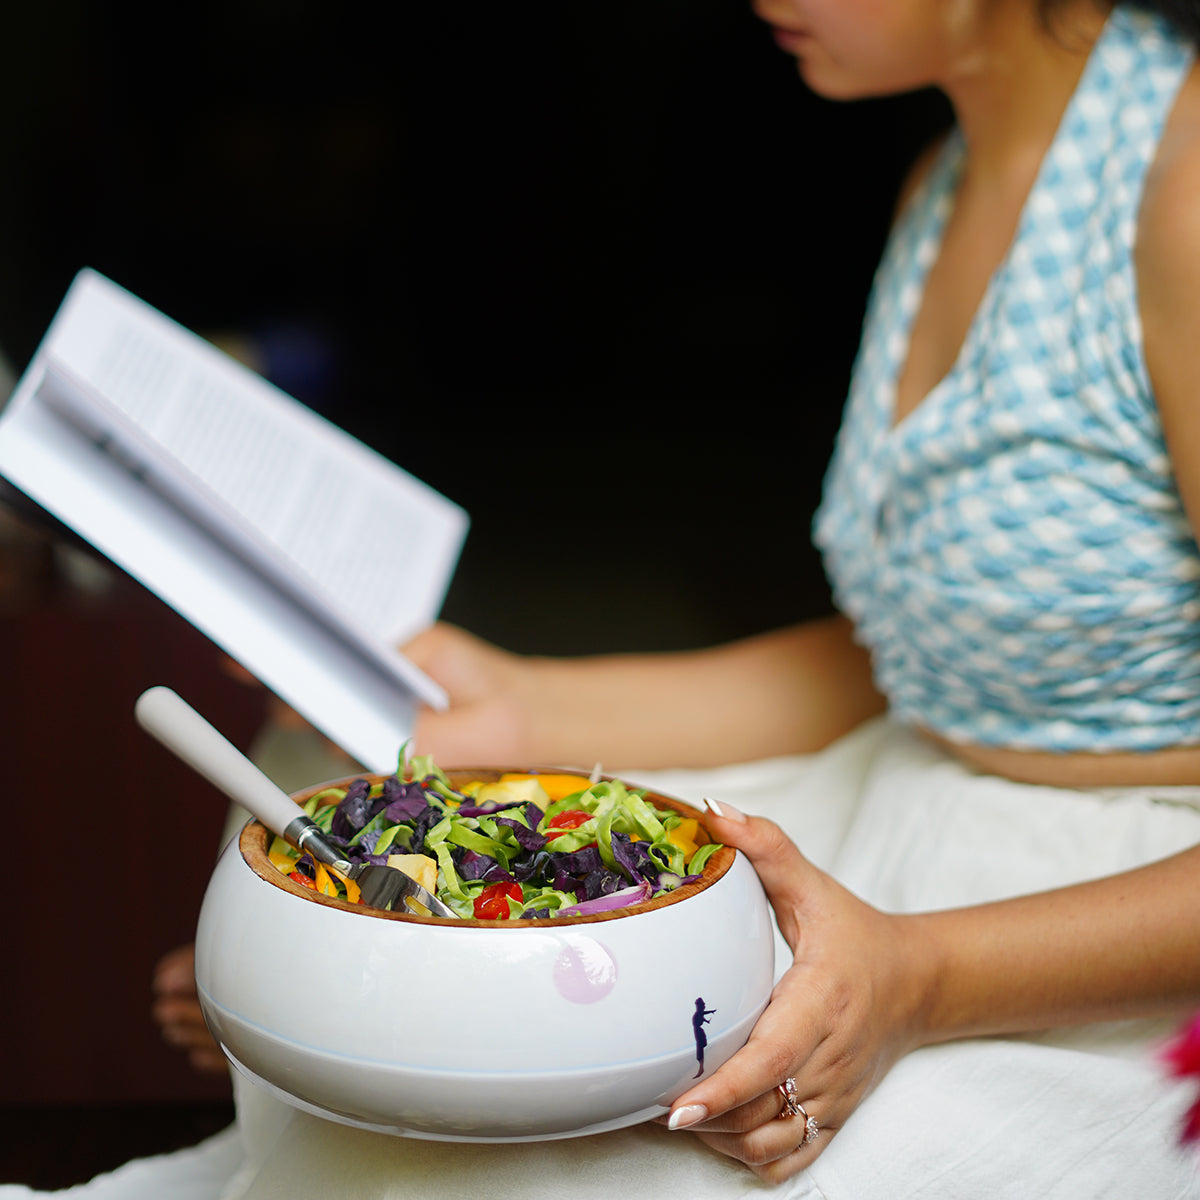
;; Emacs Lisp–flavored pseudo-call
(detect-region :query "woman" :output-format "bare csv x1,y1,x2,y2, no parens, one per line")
157,0,1200,1194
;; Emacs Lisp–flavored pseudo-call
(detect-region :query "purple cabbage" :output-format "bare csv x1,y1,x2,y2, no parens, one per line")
382,777,430,824
547,845,605,896
582,867,626,901
457,800,520,817
329,778,375,839
357,852,392,867
509,849,554,884
610,830,657,883
292,853,317,878
493,816,547,853
458,849,513,884
552,845,603,876
410,804,446,852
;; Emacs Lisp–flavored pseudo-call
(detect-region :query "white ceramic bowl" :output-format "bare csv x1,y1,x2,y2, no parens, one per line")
195,769,775,1143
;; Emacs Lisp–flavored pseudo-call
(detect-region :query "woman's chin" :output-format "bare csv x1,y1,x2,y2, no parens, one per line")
795,61,924,103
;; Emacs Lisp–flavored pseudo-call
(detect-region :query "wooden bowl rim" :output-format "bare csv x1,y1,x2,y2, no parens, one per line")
238,767,735,926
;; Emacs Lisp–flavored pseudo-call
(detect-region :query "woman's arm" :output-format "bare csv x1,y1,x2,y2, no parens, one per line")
916,842,1200,1037
403,614,885,770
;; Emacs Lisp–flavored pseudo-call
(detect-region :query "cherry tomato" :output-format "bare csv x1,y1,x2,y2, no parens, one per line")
288,870,318,891
473,880,523,920
545,809,593,839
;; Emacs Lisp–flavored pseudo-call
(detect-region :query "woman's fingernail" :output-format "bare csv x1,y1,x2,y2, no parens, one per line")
667,1104,709,1130
702,796,745,822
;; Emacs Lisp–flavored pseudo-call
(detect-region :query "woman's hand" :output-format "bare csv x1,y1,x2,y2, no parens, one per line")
662,803,934,1183
403,623,542,765
152,943,228,1075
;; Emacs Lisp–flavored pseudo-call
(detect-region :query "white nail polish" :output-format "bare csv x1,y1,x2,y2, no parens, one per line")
667,1104,709,1130
702,795,746,822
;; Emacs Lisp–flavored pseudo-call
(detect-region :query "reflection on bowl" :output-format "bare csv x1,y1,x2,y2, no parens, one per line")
195,769,775,1143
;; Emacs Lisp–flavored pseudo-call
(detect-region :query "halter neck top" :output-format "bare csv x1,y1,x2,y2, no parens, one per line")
813,6,1200,753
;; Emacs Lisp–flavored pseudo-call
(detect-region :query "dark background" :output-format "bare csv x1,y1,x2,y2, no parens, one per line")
0,0,949,1185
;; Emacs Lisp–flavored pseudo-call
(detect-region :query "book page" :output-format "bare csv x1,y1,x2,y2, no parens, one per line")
44,272,466,645
0,270,469,772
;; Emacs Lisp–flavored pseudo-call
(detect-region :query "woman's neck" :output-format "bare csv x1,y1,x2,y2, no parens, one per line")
942,0,1109,186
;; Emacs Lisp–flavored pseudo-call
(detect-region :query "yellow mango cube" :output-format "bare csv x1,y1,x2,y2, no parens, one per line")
386,853,439,894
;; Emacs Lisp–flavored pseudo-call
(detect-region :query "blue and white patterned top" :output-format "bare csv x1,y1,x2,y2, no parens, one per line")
813,6,1200,753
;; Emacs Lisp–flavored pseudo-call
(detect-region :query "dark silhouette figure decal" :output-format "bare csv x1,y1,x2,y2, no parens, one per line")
692,997,716,1077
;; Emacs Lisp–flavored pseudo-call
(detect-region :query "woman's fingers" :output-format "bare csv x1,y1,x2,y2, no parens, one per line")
152,943,228,1075
659,806,925,1182
666,1031,836,1184
401,623,535,764
401,623,507,704
701,802,808,889
661,978,850,1180
152,942,196,993
691,1125,826,1185
152,996,228,1073
700,802,817,947
688,1081,832,1184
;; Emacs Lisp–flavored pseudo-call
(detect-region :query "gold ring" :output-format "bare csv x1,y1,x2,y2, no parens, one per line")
776,1079,820,1146
796,1104,820,1147
776,1077,802,1119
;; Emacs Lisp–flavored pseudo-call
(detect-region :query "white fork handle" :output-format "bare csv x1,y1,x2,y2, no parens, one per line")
135,685,304,838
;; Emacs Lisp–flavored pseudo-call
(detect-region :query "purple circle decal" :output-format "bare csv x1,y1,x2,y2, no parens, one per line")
553,936,618,1003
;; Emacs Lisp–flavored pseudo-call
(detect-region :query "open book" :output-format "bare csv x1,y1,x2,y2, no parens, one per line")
0,270,469,772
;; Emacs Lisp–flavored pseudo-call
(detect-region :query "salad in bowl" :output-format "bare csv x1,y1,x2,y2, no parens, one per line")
265,752,724,921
